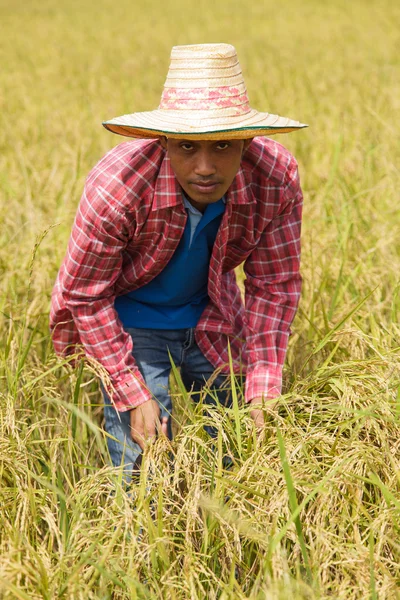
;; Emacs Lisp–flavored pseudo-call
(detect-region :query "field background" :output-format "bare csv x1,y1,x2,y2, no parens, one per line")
1,0,400,598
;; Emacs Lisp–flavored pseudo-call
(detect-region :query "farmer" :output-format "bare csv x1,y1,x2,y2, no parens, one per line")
50,43,307,479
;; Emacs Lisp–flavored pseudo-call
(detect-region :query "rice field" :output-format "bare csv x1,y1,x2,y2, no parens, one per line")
1,0,400,597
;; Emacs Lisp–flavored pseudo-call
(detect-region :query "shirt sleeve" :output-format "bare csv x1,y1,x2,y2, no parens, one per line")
59,181,152,412
243,156,303,403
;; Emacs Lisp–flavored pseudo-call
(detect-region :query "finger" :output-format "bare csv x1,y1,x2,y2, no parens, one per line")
131,428,146,450
250,409,264,430
161,417,169,437
132,421,156,448
143,420,157,443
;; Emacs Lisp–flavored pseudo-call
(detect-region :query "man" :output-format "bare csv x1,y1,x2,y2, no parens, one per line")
50,43,307,478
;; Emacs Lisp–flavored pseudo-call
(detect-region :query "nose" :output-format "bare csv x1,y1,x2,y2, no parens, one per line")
194,150,217,178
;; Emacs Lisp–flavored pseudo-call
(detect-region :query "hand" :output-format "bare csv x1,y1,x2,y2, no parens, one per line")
129,399,169,450
249,397,277,431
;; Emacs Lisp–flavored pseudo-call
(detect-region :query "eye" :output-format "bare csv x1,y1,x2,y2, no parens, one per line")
180,142,194,151
215,142,230,150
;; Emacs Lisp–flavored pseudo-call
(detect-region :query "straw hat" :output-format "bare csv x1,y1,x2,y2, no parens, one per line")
103,43,307,140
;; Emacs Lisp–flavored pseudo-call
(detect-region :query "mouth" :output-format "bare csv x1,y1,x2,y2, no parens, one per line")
190,181,221,194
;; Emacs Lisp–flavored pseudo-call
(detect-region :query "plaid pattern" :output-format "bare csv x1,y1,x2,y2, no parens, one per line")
50,137,303,411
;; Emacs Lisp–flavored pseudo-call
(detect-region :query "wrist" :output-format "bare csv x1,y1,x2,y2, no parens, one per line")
249,396,278,412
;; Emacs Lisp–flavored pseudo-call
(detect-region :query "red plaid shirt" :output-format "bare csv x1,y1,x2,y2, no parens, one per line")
50,137,303,411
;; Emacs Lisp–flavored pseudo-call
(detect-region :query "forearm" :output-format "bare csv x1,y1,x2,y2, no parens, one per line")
244,161,303,402
244,251,302,402
64,294,151,411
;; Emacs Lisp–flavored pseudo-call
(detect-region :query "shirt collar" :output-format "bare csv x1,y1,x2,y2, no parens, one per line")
183,194,226,217
225,165,257,206
152,151,184,211
183,195,202,216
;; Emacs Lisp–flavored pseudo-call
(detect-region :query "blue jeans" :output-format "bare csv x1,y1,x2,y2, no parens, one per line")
103,327,232,481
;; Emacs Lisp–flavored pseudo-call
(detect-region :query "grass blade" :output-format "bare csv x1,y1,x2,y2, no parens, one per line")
277,425,312,582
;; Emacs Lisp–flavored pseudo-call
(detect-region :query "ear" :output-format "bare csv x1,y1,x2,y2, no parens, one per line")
243,138,253,152
159,136,168,149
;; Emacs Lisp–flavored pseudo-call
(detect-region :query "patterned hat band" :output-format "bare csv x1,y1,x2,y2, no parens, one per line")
159,86,251,113
103,43,307,140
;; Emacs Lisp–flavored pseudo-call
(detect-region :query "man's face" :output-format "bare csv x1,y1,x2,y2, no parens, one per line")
160,137,252,212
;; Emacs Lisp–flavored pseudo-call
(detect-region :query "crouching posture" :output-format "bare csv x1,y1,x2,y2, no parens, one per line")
50,43,306,480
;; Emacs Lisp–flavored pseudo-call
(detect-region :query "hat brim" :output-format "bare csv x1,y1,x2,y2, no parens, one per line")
102,122,307,140
102,108,307,140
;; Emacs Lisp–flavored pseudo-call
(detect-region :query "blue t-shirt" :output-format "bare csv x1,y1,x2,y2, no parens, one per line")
114,196,225,329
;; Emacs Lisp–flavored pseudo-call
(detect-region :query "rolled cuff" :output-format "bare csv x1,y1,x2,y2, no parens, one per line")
105,373,153,412
245,364,282,403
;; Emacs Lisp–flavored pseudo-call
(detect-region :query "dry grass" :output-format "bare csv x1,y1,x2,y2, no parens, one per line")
1,0,400,597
